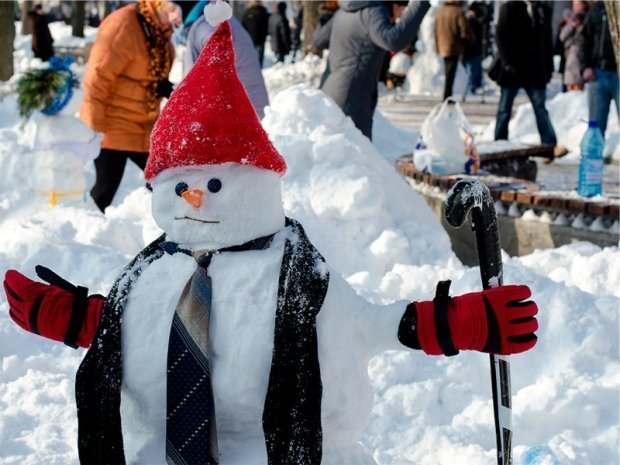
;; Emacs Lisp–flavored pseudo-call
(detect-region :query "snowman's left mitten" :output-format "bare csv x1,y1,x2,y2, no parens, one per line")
3,267,104,349
398,280,538,356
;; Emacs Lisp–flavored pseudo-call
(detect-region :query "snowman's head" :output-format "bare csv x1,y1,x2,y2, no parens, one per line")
145,7,288,250
150,162,284,250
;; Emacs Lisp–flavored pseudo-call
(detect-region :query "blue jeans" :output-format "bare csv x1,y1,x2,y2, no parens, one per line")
587,68,619,136
462,55,483,93
495,86,557,145
255,44,265,67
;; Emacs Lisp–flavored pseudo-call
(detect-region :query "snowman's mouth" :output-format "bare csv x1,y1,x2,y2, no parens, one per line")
174,216,220,224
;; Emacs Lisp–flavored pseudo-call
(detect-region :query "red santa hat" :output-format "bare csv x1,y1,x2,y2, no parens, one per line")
144,1,286,181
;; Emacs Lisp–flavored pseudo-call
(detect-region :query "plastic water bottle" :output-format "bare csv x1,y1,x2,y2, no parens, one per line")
577,120,605,197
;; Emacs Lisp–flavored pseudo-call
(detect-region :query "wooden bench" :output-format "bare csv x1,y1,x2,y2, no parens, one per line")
396,155,619,263
476,142,554,181
397,155,619,222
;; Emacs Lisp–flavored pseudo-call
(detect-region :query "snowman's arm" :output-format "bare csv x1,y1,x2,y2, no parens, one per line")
320,272,410,357
3,267,104,349
330,275,538,357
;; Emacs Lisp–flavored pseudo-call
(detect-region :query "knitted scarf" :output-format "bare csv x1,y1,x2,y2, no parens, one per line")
137,0,173,115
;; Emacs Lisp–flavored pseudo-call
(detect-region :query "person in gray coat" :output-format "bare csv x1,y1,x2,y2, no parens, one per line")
313,0,430,140
185,15,270,119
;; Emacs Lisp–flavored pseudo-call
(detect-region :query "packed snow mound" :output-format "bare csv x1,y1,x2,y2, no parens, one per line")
263,84,456,301
263,53,327,99
515,241,620,298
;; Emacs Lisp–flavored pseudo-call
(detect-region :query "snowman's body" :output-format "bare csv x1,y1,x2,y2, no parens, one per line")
115,163,407,465
30,98,100,205
118,226,407,465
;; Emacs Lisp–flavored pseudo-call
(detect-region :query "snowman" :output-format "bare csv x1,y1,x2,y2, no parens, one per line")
3,4,539,465
19,56,100,206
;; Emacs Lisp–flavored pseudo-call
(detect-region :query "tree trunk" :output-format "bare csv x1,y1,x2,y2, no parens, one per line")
0,1,15,81
302,0,320,54
21,0,33,35
604,0,620,73
72,0,85,38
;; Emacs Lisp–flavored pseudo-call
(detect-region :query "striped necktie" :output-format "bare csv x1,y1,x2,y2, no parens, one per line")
162,234,274,465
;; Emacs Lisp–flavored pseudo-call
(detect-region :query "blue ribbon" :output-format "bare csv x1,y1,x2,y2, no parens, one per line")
42,56,76,116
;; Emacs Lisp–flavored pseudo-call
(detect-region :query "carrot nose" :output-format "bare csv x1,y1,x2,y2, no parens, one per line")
181,189,203,208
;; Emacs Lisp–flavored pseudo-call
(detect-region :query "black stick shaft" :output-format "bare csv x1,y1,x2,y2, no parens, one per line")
445,180,512,465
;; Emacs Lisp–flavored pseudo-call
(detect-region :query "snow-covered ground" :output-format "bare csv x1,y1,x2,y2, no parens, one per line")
1,17,618,465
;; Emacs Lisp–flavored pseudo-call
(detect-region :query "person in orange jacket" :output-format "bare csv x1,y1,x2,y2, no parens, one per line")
80,0,181,212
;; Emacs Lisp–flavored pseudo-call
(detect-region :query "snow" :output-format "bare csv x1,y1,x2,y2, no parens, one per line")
1,18,619,465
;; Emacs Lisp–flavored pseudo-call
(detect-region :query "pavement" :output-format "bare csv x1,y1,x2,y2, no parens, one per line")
377,92,620,198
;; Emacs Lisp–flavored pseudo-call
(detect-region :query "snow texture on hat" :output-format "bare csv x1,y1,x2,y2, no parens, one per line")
145,6,286,181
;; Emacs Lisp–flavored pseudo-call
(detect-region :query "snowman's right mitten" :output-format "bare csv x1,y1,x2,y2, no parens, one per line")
3,266,104,349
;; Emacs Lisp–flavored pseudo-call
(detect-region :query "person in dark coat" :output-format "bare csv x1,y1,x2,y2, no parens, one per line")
462,1,490,96
312,0,430,140
27,4,54,61
241,1,270,67
493,1,566,157
268,2,291,63
578,0,619,139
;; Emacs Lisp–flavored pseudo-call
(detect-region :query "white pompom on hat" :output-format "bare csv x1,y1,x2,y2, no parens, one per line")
203,0,232,27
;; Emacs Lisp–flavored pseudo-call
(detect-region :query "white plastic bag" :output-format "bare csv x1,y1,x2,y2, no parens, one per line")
415,98,478,175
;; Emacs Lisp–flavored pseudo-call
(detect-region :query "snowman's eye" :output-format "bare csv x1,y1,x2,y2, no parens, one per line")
207,178,222,193
175,182,188,197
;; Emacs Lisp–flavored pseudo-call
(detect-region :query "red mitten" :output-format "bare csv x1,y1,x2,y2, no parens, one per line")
399,281,538,356
3,266,104,348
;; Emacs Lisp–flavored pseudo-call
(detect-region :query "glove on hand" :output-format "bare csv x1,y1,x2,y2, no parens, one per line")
400,281,538,356
3,266,104,349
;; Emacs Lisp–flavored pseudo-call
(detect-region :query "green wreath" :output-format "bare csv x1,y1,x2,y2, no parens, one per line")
17,57,80,120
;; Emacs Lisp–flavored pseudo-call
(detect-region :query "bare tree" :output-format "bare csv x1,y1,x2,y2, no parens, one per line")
21,0,33,35
72,0,85,38
302,0,320,54
604,0,620,72
0,1,16,81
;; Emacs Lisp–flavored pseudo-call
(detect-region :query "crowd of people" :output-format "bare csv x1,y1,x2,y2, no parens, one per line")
24,0,618,212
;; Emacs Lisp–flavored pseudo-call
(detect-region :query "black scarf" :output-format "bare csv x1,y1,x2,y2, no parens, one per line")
75,218,329,465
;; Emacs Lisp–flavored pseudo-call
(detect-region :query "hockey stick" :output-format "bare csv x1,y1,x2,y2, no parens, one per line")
444,179,512,465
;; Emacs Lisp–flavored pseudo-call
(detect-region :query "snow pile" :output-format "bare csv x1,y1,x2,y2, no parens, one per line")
263,84,457,302
263,53,327,99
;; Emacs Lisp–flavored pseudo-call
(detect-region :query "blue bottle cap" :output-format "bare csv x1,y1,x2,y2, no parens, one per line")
588,120,599,128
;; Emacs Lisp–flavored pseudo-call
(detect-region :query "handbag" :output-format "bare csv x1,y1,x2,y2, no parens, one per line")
487,55,502,83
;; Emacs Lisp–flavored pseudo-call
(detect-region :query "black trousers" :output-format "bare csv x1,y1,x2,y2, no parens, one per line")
90,148,148,212
443,56,459,101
